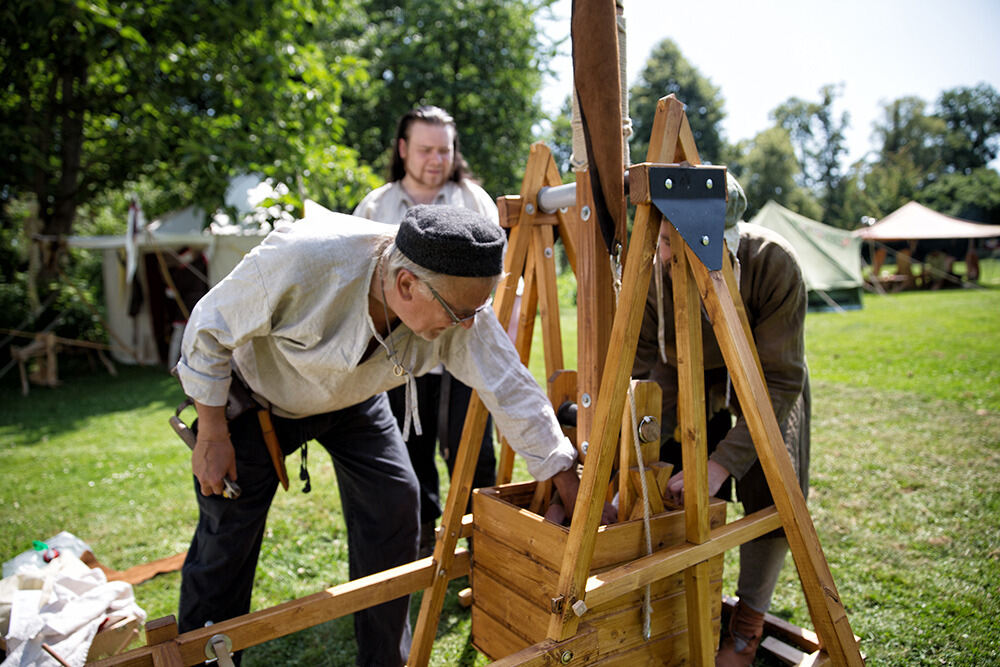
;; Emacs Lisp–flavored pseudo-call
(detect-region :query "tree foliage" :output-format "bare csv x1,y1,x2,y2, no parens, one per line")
935,83,1000,175
732,127,821,222
628,38,727,164
0,0,377,277
340,0,555,199
771,84,850,225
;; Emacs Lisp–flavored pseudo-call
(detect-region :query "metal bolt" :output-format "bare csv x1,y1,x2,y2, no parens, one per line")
560,650,574,664
701,235,710,246
525,202,535,215
706,178,714,189
637,416,660,443
544,247,553,258
438,568,446,577
580,441,589,455
205,633,233,661
580,393,592,408
664,178,673,189
581,206,591,221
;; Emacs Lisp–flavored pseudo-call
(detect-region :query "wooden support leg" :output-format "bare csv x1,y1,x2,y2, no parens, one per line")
685,244,864,666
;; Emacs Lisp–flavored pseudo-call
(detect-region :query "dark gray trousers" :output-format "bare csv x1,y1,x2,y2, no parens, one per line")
178,393,419,666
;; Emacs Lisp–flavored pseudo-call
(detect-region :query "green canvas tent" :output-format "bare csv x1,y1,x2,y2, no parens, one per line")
749,201,864,311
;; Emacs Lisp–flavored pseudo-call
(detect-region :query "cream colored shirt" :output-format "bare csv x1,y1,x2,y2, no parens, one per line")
353,179,499,225
177,204,575,481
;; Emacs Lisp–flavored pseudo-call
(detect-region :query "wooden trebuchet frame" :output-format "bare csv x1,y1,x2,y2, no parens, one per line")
90,96,862,667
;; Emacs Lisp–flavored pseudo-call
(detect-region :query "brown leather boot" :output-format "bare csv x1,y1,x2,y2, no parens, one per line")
716,600,765,667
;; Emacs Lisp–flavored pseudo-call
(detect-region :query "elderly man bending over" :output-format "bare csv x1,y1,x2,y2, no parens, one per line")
174,204,605,666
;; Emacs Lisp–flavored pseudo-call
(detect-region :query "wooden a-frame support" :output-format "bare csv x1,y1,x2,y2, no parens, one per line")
417,95,864,666
91,96,861,667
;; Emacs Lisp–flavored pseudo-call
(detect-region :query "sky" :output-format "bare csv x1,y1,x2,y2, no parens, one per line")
538,0,1000,165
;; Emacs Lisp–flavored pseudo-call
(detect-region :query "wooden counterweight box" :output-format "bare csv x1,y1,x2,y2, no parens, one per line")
471,481,728,664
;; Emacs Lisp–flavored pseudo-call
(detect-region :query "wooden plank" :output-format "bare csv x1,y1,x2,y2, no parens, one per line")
683,560,716,664
149,643,183,667
94,554,470,667
487,625,600,667
573,165,614,457
587,589,715,660
583,508,781,611
588,628,689,667
686,246,864,666
472,604,535,661
669,224,714,666
143,616,178,647
533,222,565,379
473,566,551,644
760,636,809,665
473,531,560,608
547,197,661,641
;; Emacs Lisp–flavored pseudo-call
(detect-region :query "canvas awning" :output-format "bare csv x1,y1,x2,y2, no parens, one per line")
854,201,1000,241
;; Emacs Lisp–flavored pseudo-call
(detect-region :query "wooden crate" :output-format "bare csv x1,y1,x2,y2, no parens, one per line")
471,481,727,664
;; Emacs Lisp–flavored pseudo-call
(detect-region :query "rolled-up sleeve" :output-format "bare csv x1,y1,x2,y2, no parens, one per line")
175,255,273,406
443,315,577,481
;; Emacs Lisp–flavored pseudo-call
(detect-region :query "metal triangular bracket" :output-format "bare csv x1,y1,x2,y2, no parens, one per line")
648,165,728,270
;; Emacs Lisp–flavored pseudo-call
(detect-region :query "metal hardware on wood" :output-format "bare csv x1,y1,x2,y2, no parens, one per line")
580,441,589,455
581,206,591,221
205,633,233,661
545,247,553,258
572,599,588,616
525,203,535,215
580,393,592,408
637,416,660,443
550,596,565,613
560,650,574,663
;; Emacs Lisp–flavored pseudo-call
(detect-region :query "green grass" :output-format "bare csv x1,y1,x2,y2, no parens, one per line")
2,277,999,665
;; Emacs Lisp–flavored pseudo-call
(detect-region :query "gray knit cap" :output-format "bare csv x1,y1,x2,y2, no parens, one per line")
396,205,506,277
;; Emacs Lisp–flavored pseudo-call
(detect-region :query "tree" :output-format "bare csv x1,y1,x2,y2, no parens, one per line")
919,167,1000,225
771,84,850,225
734,127,821,222
340,0,556,198
0,0,375,283
871,96,946,179
935,83,1000,174
629,38,727,164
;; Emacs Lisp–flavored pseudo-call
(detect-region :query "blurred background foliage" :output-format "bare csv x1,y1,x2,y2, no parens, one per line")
1,2,998,347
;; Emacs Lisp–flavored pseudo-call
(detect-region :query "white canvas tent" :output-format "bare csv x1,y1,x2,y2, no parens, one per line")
854,201,1000,241
749,201,864,311
68,207,265,365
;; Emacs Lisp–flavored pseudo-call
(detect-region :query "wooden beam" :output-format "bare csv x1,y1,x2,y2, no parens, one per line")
685,244,864,666
581,508,782,611
91,552,470,667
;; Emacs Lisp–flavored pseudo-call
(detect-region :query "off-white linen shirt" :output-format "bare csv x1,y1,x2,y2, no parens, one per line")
176,204,575,481
353,180,499,224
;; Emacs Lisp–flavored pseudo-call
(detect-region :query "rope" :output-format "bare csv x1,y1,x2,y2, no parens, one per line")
628,385,654,640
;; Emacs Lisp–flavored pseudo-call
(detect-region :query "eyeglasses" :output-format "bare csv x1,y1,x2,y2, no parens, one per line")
422,281,491,325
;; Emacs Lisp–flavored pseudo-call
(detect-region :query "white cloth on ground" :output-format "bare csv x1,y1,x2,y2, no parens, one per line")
1,553,146,667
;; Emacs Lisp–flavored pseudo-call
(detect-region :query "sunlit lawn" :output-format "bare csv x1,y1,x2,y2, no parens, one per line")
1,266,998,665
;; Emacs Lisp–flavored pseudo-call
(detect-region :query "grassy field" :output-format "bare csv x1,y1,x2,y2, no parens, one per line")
1,278,998,665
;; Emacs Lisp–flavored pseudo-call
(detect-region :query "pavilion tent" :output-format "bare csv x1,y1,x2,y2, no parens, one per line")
749,200,864,311
853,201,1000,241
68,207,265,365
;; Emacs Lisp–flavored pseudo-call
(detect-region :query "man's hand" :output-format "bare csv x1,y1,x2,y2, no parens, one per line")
664,460,731,506
192,402,238,497
550,469,618,526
